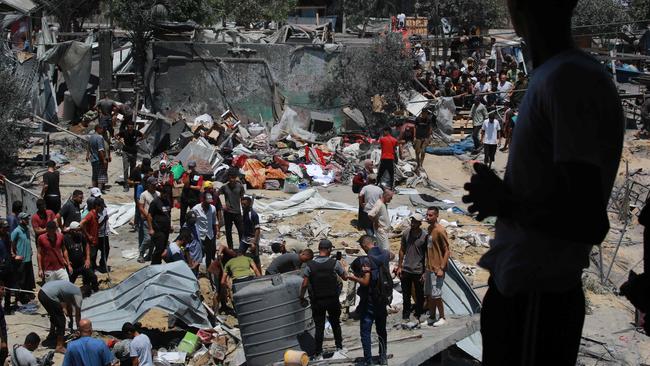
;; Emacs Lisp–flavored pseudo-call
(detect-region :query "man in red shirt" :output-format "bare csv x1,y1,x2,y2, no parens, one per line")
37,221,71,283
80,198,102,269
32,199,56,239
377,127,399,188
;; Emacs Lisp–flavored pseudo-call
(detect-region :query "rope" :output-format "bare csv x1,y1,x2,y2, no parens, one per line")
1,286,38,295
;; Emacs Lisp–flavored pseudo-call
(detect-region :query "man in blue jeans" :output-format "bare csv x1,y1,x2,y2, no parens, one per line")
349,235,394,365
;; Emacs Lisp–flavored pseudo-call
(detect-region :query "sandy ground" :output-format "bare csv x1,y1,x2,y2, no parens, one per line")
4,130,650,365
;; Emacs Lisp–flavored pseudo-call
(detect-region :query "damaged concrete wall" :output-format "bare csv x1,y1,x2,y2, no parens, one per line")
150,42,344,126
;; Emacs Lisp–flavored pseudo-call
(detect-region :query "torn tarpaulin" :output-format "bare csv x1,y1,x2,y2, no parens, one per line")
81,261,211,332
39,38,93,107
253,188,356,222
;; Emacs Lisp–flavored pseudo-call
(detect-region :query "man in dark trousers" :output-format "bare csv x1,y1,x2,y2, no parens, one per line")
395,214,427,326
480,112,501,168
239,195,260,268
147,183,172,265
377,127,398,188
116,122,143,192
38,280,83,353
219,168,244,249
348,235,394,366
64,222,99,293
180,161,203,227
41,160,61,214
299,239,347,359
463,1,624,364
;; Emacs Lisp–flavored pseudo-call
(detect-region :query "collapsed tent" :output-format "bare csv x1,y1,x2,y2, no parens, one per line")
82,261,211,332
253,188,356,222
39,38,93,107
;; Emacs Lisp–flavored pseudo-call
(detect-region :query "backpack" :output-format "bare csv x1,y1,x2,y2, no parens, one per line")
369,254,393,306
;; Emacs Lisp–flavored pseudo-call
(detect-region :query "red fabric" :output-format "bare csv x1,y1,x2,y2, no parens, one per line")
305,146,331,166
232,155,248,168
379,135,398,160
37,232,66,271
31,210,56,231
81,210,99,246
273,155,290,172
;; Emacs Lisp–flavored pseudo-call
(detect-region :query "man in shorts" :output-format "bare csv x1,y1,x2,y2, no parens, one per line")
424,206,450,327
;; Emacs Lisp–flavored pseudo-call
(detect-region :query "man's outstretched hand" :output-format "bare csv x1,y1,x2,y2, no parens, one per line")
462,163,507,221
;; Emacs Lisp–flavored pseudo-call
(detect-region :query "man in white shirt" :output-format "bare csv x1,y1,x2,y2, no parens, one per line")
192,192,218,270
462,0,624,364
368,189,394,251
359,175,384,236
496,74,513,104
397,13,406,29
480,113,501,168
123,322,152,366
414,44,426,67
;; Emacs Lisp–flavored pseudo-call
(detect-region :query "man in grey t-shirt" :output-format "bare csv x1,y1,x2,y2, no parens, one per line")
11,332,40,366
266,249,313,275
123,322,153,366
396,214,427,323
219,169,245,249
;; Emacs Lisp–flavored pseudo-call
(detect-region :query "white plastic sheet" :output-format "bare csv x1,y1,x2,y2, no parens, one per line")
254,189,356,222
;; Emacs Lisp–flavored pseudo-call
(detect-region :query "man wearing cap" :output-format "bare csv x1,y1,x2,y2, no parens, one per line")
147,181,172,265
219,169,245,249
64,222,98,293
359,174,383,236
367,188,394,251
37,221,71,283
31,199,56,238
11,213,35,304
192,192,218,271
38,280,83,353
137,177,159,262
348,235,394,366
57,190,83,232
395,214,427,325
180,161,203,227
239,195,261,268
116,121,143,192
470,97,489,152
299,239,347,359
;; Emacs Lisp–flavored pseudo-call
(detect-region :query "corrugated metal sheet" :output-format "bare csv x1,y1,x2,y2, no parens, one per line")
0,0,36,14
81,261,211,332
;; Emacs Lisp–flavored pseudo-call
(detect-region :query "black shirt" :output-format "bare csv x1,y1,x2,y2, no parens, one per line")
59,200,81,227
43,171,60,196
64,232,86,268
149,196,171,233
117,129,143,154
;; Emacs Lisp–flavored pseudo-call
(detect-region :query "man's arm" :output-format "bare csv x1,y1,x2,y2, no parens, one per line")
80,217,92,243
84,242,91,269
251,261,261,277
56,212,63,230
220,269,229,287
299,276,309,300
349,271,371,287
463,162,610,245
396,235,405,277
62,244,72,273
41,176,48,197
37,244,44,278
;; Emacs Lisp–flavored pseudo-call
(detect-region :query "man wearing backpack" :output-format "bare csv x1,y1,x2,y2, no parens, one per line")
349,235,394,366
425,207,451,327
299,239,348,359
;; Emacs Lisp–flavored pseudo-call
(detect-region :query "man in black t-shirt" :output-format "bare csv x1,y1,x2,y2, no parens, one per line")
414,111,433,172
64,222,98,293
117,122,143,192
147,190,171,265
57,190,83,232
41,160,61,214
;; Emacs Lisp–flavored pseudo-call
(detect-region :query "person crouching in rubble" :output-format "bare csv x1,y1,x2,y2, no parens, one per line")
239,195,261,269
221,248,261,293
181,211,203,277
299,239,347,360
38,280,87,354
162,228,193,264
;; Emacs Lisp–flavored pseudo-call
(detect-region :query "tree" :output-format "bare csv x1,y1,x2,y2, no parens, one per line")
227,0,297,27
111,0,156,79
344,0,396,37
626,0,650,27
414,0,505,32
166,0,221,26
315,34,413,129
35,0,101,33
572,0,631,36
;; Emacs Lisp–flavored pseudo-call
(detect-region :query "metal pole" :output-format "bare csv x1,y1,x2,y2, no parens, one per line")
31,114,88,143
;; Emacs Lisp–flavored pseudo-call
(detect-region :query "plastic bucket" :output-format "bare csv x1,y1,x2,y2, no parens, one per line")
284,350,308,366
